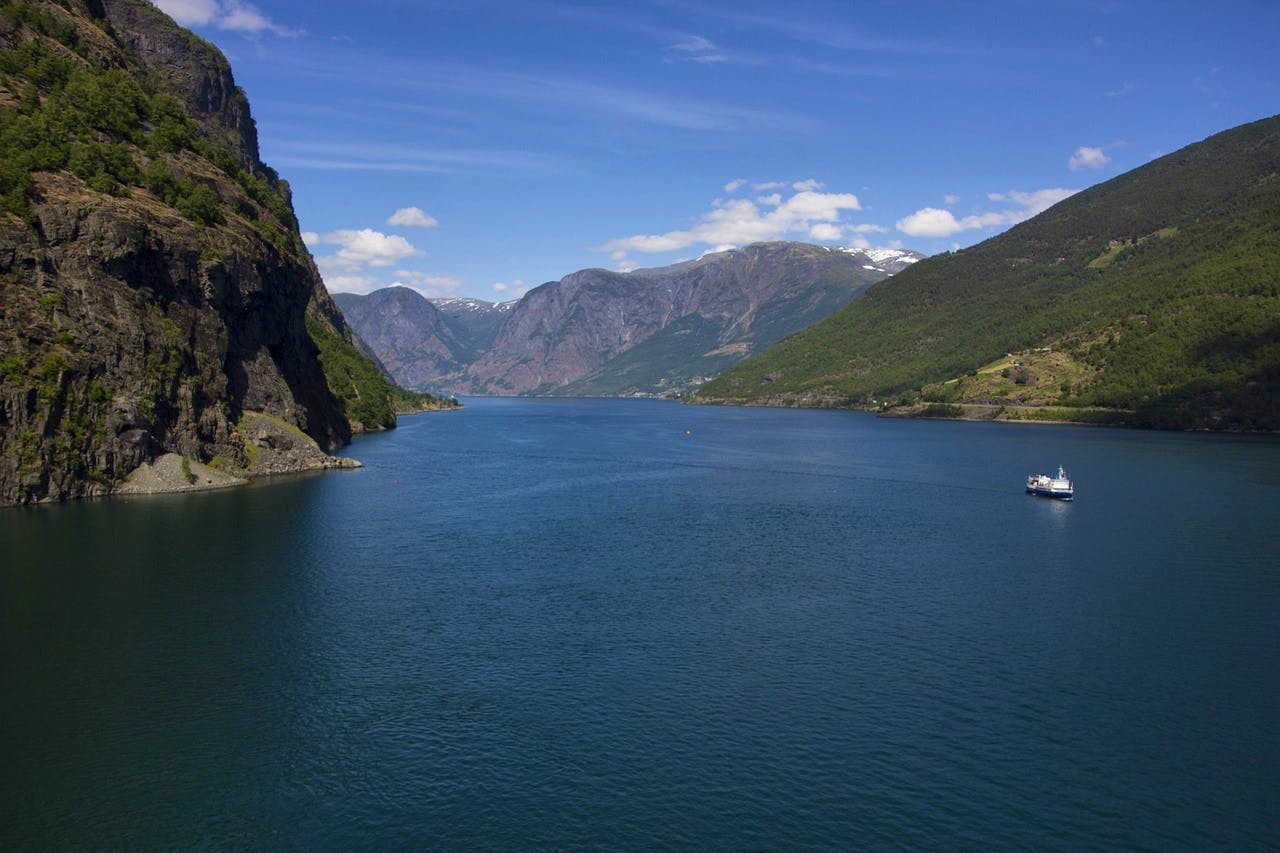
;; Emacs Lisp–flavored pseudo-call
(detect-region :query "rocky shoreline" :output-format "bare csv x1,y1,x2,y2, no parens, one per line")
114,410,362,498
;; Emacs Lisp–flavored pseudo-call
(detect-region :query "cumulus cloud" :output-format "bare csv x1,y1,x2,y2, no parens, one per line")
724,178,747,193
390,270,462,298
896,207,965,238
600,188,864,255
321,273,379,295
154,0,217,25
896,188,1078,237
152,0,300,36
792,178,825,192
311,228,423,269
1069,146,1110,170
808,223,844,241
386,206,439,228
492,279,530,299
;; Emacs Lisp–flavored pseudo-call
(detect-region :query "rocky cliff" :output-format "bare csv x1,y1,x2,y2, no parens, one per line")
333,288,471,390
0,0,412,504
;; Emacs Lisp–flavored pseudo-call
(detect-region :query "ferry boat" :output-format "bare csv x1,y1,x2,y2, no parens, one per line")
1026,465,1073,500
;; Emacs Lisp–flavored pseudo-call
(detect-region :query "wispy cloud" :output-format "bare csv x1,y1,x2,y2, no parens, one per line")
793,58,939,82
266,139,566,175
668,1,980,58
279,55,811,135
666,35,729,64
152,0,301,37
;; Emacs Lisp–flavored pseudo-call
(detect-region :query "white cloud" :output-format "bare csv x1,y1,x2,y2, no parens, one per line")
386,206,439,228
1069,146,1110,170
944,194,960,206
754,181,787,191
301,231,320,246
896,188,1078,237
724,178,747,193
793,178,825,191
809,223,844,241
609,250,638,272
986,188,1077,214
600,187,863,255
322,273,379,295
152,0,300,36
390,270,463,298
492,279,530,298
154,0,217,25
896,207,965,238
756,193,782,206
312,228,423,269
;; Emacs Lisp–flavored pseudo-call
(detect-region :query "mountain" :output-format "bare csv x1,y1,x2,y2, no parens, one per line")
338,242,921,396
466,242,920,396
333,288,459,389
694,116,1280,431
430,297,517,358
332,291,516,393
0,0,448,505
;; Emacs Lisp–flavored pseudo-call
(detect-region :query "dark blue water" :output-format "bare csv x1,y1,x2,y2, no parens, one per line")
3,398,1278,850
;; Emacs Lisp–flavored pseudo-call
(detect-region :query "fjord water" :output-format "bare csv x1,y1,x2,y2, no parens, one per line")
3,398,1278,850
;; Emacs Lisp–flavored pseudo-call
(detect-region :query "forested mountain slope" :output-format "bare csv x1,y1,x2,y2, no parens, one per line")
694,116,1280,430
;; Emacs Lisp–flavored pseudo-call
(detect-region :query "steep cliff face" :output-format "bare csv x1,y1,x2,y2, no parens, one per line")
0,0,369,504
100,0,260,171
334,288,473,390
334,291,515,394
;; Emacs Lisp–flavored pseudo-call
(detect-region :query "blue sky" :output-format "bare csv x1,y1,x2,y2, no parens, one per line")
153,0,1279,301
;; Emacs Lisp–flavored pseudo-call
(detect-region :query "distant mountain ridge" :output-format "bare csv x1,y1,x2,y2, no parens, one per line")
335,242,923,396
694,116,1280,430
